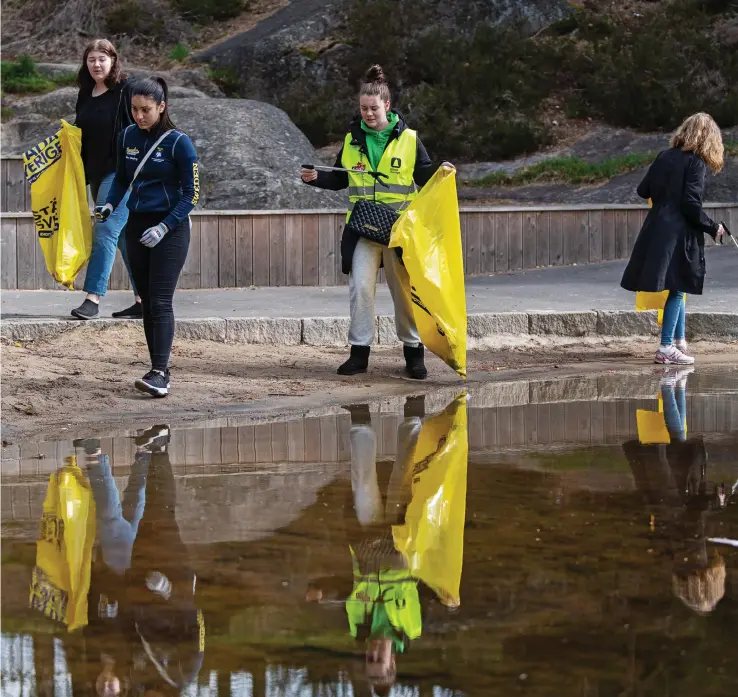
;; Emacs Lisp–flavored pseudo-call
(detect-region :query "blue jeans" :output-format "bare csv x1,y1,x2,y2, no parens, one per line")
660,291,686,346
662,383,687,442
83,172,136,296
87,452,149,575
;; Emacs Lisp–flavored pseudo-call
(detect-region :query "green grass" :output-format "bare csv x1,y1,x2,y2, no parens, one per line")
169,43,190,61
725,140,738,157
470,152,659,187
0,56,76,95
1,106,14,121
209,66,241,96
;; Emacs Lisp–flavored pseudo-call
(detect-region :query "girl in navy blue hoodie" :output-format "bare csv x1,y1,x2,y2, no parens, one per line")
101,77,200,397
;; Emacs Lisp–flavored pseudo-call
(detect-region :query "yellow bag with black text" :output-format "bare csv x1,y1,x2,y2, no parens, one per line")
23,120,92,288
390,167,467,378
29,459,96,631
635,199,685,325
392,394,468,607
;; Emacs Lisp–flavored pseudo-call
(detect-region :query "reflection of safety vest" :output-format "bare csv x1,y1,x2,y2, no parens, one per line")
341,129,417,221
345,548,422,643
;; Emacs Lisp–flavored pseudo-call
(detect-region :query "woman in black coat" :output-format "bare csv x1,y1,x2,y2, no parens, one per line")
621,112,725,365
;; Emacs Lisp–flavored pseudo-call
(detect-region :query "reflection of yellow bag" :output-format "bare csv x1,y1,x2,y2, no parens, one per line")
390,167,467,378
392,394,468,606
29,459,95,631
635,199,685,326
636,395,687,444
23,120,92,288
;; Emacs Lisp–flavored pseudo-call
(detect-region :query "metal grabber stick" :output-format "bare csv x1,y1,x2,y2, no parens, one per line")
302,163,390,188
720,220,738,249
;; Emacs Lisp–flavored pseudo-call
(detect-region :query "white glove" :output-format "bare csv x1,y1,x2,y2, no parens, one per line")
94,203,114,222
140,222,169,248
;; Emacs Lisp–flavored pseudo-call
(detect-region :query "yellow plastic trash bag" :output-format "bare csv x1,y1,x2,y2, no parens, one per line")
28,458,96,631
392,394,468,607
636,395,687,444
634,199,685,326
390,166,467,378
23,120,92,288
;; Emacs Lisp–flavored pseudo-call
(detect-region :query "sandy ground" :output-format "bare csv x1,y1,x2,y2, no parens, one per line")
2,326,737,443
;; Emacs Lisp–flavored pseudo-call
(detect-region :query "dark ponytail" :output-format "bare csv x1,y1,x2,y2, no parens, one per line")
360,64,391,102
130,76,178,131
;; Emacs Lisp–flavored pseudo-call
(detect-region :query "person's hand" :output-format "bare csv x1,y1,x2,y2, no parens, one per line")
305,588,323,602
301,167,318,183
716,223,725,241
95,204,113,222
140,223,169,248
440,161,456,171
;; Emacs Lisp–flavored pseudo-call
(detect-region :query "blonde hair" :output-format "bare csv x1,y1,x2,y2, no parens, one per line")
670,112,724,174
672,553,726,615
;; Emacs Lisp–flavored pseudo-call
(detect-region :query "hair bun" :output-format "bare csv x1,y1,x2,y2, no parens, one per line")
364,64,386,84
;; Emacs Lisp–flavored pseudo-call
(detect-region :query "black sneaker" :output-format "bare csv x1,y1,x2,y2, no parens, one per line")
135,370,170,398
112,301,143,319
135,425,170,451
71,299,99,320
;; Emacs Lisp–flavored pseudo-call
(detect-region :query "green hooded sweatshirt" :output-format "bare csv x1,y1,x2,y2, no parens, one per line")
361,111,399,171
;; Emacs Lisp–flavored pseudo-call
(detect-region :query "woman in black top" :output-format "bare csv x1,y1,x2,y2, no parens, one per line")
621,112,725,365
71,39,141,321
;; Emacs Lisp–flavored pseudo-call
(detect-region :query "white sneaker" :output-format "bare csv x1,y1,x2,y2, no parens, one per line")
654,345,695,365
675,339,689,353
145,571,172,600
659,366,695,386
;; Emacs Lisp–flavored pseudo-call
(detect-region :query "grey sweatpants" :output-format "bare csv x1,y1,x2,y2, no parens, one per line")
348,238,420,347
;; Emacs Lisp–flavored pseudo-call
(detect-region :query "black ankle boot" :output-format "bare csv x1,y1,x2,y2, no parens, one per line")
338,345,370,376
342,404,372,425
404,344,428,380
404,395,426,419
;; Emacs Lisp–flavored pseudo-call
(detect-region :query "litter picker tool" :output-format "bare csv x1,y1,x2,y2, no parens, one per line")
302,163,390,188
719,220,738,249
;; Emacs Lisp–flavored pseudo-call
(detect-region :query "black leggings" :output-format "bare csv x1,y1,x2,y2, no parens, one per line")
126,212,190,372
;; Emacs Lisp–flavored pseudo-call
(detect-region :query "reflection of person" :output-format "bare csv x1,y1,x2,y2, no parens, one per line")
301,64,453,380
307,397,455,695
620,112,726,366
623,370,726,615
76,427,203,696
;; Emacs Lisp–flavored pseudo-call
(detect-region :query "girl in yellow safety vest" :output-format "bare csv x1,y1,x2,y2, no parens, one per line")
301,64,453,379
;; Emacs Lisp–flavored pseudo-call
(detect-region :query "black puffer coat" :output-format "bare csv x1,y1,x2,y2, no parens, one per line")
620,148,720,295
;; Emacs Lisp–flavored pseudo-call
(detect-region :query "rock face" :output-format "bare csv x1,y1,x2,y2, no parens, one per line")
168,99,344,210
1,86,344,210
194,0,572,100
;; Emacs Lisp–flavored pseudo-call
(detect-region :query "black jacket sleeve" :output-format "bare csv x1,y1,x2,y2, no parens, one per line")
413,136,441,188
106,129,130,210
681,155,719,237
73,87,87,126
306,147,349,191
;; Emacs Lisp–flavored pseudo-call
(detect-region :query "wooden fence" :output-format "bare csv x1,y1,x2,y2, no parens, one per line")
3,156,736,290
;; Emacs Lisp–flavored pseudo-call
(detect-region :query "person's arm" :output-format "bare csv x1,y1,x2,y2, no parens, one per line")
117,80,135,130
105,129,131,210
681,155,719,238
303,147,349,190
74,87,86,127
161,133,200,231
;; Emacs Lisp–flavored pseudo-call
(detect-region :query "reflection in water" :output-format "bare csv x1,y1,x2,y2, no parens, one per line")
628,368,731,617
307,396,468,694
2,369,738,696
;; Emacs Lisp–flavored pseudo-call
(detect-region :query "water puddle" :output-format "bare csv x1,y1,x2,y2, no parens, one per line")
2,366,738,696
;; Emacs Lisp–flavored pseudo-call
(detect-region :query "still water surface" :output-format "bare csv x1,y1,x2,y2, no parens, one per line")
2,367,738,696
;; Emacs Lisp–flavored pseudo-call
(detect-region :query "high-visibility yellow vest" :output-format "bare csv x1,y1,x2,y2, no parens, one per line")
345,548,422,643
341,128,418,221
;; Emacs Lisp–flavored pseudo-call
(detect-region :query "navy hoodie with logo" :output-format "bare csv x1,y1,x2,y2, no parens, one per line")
107,124,200,232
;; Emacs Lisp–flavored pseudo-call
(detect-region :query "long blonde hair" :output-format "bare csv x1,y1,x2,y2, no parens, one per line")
670,112,724,174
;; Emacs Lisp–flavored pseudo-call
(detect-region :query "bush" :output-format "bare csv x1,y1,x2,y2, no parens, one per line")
169,43,190,62
209,67,241,97
106,0,168,39
0,55,54,94
171,0,249,23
